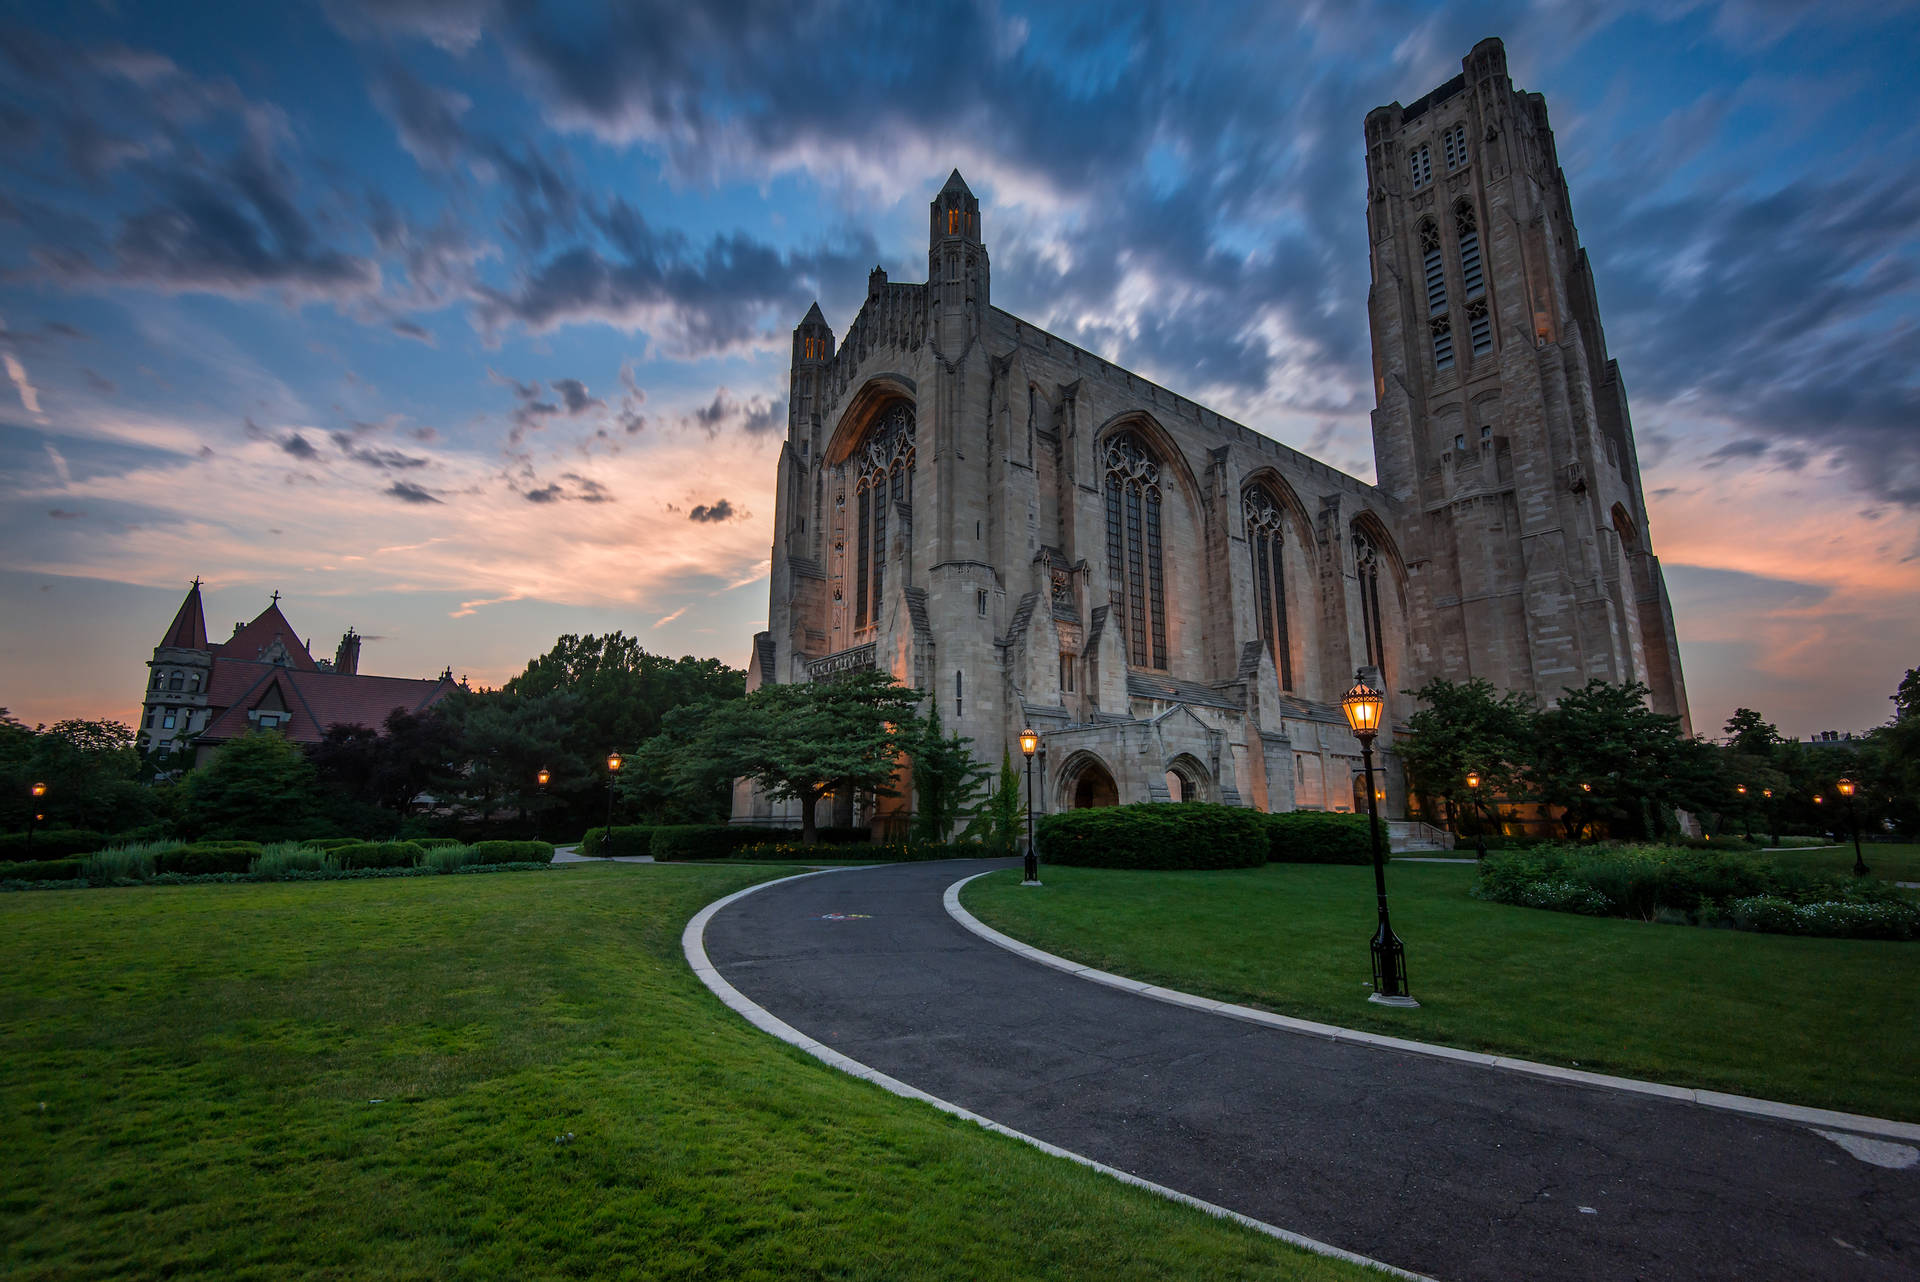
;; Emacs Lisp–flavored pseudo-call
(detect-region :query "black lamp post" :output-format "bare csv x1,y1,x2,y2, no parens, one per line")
534,766,550,841
1465,771,1487,860
1763,787,1778,848
1736,783,1751,841
1342,673,1415,1007
1018,727,1041,885
26,781,46,856
604,753,622,857
1837,777,1867,876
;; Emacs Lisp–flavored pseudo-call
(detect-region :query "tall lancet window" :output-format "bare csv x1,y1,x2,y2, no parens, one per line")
1244,486,1294,691
1456,201,1491,357
1353,531,1388,674
1421,220,1453,371
853,403,916,630
1103,431,1168,669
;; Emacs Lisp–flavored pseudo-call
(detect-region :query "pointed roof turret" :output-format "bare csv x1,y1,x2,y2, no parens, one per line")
801,300,828,327
159,578,209,650
941,168,973,196
930,167,983,247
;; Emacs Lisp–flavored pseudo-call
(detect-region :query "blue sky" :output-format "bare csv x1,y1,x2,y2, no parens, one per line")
1,0,1916,738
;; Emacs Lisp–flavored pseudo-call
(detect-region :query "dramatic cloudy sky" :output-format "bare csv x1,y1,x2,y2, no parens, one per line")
1,0,1915,738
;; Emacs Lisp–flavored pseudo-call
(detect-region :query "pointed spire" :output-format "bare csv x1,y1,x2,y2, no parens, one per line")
801,300,827,327
941,168,972,196
160,578,209,650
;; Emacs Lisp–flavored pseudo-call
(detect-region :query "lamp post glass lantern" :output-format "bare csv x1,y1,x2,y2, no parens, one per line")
534,767,550,840
1018,728,1040,885
1341,674,1415,1007
26,781,46,856
603,752,623,858
1465,770,1487,858
1837,777,1868,876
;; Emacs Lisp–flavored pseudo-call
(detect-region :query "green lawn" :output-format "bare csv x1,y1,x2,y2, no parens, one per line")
0,866,1377,1281
964,861,1920,1122
1762,841,1920,883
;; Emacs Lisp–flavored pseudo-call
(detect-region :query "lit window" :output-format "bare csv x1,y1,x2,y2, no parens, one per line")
948,207,959,235
1409,144,1432,188
1242,484,1295,691
852,403,916,630
1103,431,1168,669
1443,123,1467,171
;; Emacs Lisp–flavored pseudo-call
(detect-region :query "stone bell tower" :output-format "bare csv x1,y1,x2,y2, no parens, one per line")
1364,37,1689,730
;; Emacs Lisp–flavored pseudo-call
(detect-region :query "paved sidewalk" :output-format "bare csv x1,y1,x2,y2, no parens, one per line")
702,859,1918,1282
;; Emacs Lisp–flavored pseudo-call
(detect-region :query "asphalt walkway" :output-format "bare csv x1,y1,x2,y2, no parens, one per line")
701,858,1918,1282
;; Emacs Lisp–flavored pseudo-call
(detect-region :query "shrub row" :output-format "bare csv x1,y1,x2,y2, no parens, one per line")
1472,843,1917,941
1038,803,1268,871
0,857,86,881
1260,811,1374,864
579,825,655,858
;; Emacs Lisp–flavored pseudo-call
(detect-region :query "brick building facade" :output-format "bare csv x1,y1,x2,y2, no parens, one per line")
733,39,1688,832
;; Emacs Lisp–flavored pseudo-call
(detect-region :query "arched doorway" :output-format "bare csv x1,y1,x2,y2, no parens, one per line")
1067,758,1120,809
1163,754,1210,804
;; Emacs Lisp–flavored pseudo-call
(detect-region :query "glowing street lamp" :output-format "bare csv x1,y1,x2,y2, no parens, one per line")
1763,787,1778,848
1465,770,1487,860
604,752,623,858
1018,728,1041,885
1837,777,1867,877
1342,673,1414,1007
533,766,551,841
26,782,46,857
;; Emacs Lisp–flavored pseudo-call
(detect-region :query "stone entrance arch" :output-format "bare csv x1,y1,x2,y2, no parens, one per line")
1058,751,1120,809
1163,753,1212,804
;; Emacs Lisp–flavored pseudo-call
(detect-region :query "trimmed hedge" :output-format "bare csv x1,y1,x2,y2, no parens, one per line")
156,843,261,876
580,826,655,858
0,857,87,881
467,840,555,866
1038,803,1268,870
308,837,365,851
1260,811,1374,865
1472,843,1919,940
333,841,425,870
0,829,107,861
649,825,743,861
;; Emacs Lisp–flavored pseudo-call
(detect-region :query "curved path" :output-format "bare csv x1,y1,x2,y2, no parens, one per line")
699,859,1919,1281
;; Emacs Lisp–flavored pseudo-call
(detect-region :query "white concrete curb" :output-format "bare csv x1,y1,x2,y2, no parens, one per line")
944,871,1920,1145
682,869,1429,1282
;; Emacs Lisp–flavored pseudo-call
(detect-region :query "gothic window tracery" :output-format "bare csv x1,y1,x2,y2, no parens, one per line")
1422,220,1453,371
1353,530,1388,675
1456,201,1491,357
1242,484,1295,691
1409,143,1433,188
1103,431,1168,669
851,403,915,629
1443,123,1468,171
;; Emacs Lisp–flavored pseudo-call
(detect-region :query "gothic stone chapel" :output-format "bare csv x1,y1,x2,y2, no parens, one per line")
731,38,1690,833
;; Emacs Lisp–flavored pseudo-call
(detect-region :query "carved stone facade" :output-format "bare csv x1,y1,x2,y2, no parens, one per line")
733,40,1688,831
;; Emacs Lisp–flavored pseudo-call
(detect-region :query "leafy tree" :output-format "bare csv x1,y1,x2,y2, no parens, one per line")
962,751,1024,856
658,669,921,843
1398,678,1534,834
1723,707,1782,757
306,707,459,819
1531,680,1694,839
619,700,739,825
0,716,149,832
180,732,320,840
904,705,990,845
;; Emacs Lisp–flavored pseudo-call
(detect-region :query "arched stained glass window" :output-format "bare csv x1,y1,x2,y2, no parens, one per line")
1243,485,1294,691
1457,201,1491,358
1421,220,1453,371
1353,530,1387,674
1103,432,1168,669
852,403,915,629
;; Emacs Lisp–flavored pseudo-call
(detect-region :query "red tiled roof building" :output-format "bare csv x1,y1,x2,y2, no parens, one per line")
141,581,457,764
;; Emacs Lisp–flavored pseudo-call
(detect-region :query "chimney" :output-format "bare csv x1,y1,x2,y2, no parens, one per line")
335,628,361,676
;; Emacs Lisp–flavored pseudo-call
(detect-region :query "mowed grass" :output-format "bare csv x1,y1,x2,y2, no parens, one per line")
0,866,1379,1282
964,860,1920,1122
1762,841,1920,883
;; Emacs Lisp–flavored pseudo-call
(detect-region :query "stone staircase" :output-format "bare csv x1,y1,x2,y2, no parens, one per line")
1387,820,1455,853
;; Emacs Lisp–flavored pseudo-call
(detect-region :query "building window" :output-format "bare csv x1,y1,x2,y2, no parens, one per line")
150,670,162,690
162,710,176,730
948,206,960,235
954,670,963,719
1454,433,1466,451
1353,530,1388,675
852,403,916,629
1455,202,1491,359
146,707,158,728
168,671,183,691
1242,484,1295,691
1443,123,1467,171
977,589,989,616
1481,424,1493,446
1060,653,1075,693
188,672,201,693
1466,298,1491,357
1409,144,1432,188
1421,221,1452,371
1103,431,1168,669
